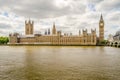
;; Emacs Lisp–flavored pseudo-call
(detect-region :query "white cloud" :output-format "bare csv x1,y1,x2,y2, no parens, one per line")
0,0,119,39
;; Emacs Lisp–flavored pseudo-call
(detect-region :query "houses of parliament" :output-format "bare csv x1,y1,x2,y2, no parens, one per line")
9,15,104,45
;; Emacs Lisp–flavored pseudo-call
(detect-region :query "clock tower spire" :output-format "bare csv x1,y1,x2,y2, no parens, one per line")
99,14,104,42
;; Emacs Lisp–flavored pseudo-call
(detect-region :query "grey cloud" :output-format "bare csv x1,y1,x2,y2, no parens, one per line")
0,29,10,36
76,22,89,29
0,30,4,34
109,13,120,21
0,0,86,18
0,23,12,29
96,0,120,11
86,13,99,19
88,0,104,4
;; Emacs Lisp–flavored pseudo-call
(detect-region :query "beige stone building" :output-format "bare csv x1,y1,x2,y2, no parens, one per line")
9,15,104,45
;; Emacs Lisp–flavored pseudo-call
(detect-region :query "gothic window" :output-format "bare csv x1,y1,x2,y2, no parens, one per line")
84,40,85,43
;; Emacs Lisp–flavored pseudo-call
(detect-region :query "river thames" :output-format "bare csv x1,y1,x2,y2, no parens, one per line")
0,46,120,80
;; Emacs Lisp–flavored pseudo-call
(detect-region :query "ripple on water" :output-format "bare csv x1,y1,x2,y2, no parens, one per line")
0,46,120,80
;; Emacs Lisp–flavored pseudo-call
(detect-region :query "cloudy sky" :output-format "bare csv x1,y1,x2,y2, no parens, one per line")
0,0,120,39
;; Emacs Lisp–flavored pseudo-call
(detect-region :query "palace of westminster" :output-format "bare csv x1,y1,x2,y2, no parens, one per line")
9,15,104,45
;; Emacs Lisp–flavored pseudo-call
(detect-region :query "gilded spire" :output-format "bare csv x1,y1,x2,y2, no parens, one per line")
79,30,81,35
100,14,103,21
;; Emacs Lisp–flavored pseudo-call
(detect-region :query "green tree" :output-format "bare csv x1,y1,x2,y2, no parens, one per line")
0,37,9,44
100,40,108,45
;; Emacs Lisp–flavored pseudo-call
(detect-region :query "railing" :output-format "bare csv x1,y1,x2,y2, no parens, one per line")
108,41,120,48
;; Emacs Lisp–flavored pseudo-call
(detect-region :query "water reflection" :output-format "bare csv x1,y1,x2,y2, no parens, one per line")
24,47,39,80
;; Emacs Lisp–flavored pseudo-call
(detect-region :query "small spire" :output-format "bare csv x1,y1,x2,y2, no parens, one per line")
48,28,50,35
28,17,31,23
53,22,55,26
45,30,47,35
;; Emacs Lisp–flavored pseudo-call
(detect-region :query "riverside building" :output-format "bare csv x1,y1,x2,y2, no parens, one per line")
9,15,104,45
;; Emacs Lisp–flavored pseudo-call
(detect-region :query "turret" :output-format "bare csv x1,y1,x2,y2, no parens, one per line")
57,31,61,36
91,29,96,35
83,29,87,36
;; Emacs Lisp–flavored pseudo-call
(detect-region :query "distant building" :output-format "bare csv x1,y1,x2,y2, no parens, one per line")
108,30,120,47
9,15,104,45
107,34,113,42
113,30,120,41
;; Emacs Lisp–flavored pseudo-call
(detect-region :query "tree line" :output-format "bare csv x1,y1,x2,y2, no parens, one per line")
0,37,9,44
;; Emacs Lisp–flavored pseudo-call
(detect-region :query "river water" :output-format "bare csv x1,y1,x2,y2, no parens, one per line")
0,46,120,80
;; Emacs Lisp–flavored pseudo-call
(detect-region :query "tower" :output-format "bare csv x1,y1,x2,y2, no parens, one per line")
25,19,34,35
82,29,87,44
91,29,96,44
52,22,56,35
9,33,19,43
99,14,104,42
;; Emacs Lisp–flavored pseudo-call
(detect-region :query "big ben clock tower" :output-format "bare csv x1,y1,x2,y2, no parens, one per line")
99,14,104,42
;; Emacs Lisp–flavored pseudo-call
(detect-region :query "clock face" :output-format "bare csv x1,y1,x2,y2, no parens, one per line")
100,23,103,26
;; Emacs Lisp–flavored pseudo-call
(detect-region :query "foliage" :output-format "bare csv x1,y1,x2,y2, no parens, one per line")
0,37,9,44
100,40,108,45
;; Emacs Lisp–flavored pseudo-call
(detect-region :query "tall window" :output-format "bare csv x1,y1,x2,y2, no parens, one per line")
84,40,85,43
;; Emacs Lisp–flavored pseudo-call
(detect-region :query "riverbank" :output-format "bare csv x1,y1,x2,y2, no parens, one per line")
0,44,119,48
2,43,98,46
0,43,110,46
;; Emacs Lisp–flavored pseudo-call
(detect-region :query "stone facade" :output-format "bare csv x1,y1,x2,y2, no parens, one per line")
9,15,104,45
